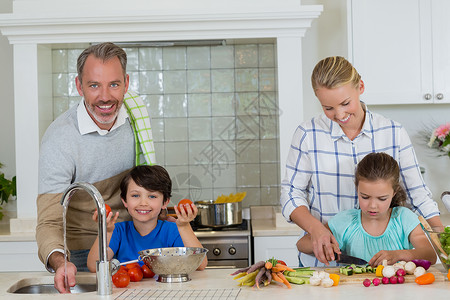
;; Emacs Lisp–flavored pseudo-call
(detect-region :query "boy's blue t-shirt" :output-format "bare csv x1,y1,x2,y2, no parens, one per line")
328,206,420,263
109,220,184,265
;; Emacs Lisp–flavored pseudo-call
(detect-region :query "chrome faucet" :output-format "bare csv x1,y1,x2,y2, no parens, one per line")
61,182,113,295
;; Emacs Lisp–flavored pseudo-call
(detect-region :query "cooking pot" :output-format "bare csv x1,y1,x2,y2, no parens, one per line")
194,199,242,227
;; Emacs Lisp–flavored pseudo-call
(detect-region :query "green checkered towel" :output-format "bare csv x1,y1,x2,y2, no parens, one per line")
123,91,156,166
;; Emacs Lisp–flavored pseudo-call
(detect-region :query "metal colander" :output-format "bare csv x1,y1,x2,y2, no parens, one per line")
138,247,208,282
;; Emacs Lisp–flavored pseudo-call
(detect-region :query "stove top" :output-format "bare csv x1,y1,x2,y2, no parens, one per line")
192,219,250,238
191,219,249,232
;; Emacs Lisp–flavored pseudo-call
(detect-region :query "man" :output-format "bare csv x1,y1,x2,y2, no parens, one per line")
35,42,155,293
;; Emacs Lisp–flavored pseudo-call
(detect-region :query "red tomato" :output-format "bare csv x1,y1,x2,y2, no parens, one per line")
96,204,112,216
141,264,155,278
177,199,193,214
126,263,140,270
128,267,143,282
117,266,128,274
112,272,130,288
277,260,287,266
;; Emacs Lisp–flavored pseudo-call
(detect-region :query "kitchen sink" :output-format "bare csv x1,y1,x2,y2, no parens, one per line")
7,274,97,294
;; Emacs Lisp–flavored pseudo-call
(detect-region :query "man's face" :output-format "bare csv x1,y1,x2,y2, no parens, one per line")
75,55,129,130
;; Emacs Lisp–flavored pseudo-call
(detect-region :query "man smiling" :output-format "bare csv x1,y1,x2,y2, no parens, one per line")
35,43,155,293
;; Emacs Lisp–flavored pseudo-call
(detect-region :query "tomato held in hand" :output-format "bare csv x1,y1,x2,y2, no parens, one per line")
142,264,155,278
177,199,193,214
112,272,130,288
128,266,144,282
96,204,112,216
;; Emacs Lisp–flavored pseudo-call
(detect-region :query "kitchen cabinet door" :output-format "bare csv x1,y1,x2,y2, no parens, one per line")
253,236,299,267
348,0,450,105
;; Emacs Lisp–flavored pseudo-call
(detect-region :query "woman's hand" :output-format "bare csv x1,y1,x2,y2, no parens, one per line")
92,209,119,233
174,203,197,227
309,225,341,265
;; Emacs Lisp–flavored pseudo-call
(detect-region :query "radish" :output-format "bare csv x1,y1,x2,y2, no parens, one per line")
363,279,371,287
396,268,406,277
381,277,390,284
397,276,405,284
389,276,398,284
372,278,381,286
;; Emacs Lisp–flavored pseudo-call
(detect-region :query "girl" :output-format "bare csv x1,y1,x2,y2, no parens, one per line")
280,56,441,266
87,165,207,272
297,152,437,266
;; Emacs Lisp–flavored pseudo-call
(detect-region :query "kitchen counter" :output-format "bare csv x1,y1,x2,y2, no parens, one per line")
0,268,449,299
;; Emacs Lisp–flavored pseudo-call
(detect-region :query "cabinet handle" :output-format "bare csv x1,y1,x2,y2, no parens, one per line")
436,93,444,100
424,93,432,100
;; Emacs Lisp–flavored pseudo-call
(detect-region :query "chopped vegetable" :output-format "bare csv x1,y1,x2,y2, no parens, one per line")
413,266,426,278
329,274,340,286
375,265,384,277
321,278,334,288
309,276,321,286
411,259,431,270
415,273,435,285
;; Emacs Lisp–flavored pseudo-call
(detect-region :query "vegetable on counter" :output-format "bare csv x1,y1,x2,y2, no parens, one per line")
231,258,313,289
415,273,435,285
410,259,431,271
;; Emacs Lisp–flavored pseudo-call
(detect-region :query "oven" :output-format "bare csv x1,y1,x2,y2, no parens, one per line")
193,219,251,269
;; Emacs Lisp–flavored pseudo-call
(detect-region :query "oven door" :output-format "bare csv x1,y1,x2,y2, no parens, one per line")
198,236,250,269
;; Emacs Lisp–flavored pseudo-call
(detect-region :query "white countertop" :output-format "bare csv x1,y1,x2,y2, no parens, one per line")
1,268,449,299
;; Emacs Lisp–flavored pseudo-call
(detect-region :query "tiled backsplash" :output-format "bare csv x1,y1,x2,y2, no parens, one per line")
51,43,280,207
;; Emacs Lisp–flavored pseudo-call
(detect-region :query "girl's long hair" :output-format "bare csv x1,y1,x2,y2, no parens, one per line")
355,152,407,207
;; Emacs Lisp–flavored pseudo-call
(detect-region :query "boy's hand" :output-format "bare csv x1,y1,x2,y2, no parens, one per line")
174,203,197,226
92,209,119,233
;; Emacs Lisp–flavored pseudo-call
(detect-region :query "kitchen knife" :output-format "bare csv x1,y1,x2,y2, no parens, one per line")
336,253,368,265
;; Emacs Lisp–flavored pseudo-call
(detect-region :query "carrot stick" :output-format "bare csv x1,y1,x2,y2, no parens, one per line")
276,272,292,289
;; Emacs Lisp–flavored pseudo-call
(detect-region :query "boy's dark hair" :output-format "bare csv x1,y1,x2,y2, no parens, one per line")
120,165,172,203
355,152,407,208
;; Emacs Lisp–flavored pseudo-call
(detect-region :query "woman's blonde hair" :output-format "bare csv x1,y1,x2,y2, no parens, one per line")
311,56,361,91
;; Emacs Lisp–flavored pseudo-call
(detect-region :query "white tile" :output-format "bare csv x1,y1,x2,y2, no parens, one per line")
189,165,213,192
124,48,139,71
188,117,212,141
139,71,164,94
188,94,211,117
139,47,163,70
260,115,278,139
163,70,186,93
68,73,78,96
163,47,186,70
154,142,165,164
260,186,280,206
150,118,165,142
68,96,82,108
52,73,68,97
128,71,140,92
259,91,278,116
236,92,259,116
236,163,260,186
68,49,84,73
187,46,210,69
189,141,212,165
52,49,68,73
211,45,234,68
235,44,258,68
236,115,259,139
235,68,258,92
260,139,278,163
141,94,164,118
212,117,235,141
241,187,262,207
211,93,235,117
259,44,275,68
212,140,236,164
260,163,279,186
211,69,234,92
164,118,188,141
212,164,236,188
236,140,260,163
164,94,187,117
165,142,189,166
187,70,211,93
53,97,69,119
259,68,276,91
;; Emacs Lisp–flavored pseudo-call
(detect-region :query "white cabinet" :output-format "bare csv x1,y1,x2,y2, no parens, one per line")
253,236,299,267
0,240,45,272
348,0,450,105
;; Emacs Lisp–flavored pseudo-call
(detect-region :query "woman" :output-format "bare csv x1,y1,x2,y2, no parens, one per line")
280,56,442,267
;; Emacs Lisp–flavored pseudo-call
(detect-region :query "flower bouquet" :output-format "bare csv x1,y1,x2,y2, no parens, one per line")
427,123,450,157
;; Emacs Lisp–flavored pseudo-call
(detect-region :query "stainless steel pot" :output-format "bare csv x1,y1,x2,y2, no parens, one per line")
194,200,242,227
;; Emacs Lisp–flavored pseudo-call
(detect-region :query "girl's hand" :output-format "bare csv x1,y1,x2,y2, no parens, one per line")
174,203,198,226
92,210,119,233
369,250,401,266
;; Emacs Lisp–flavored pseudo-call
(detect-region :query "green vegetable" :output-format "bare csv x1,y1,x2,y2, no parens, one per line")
284,276,306,285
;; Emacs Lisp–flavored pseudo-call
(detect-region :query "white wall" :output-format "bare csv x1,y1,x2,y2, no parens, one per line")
0,0,14,179
301,0,450,214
